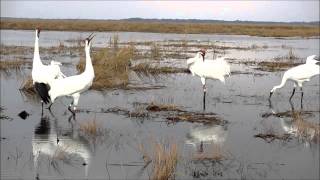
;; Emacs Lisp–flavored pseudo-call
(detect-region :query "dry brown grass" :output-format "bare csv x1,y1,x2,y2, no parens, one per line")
132,63,189,76
20,77,36,93
0,60,30,71
77,37,135,89
167,112,224,125
255,61,302,72
79,119,102,137
146,102,183,112
292,111,320,142
151,141,178,180
1,18,319,37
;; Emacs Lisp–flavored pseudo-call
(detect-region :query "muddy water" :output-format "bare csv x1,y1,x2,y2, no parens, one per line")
1,30,319,179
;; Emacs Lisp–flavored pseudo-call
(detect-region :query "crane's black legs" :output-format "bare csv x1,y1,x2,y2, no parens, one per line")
300,87,303,109
289,88,296,100
203,91,206,111
41,102,44,115
47,103,53,111
68,106,76,117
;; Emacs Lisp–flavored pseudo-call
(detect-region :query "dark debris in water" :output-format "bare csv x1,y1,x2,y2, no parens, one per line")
18,110,29,120
254,133,292,143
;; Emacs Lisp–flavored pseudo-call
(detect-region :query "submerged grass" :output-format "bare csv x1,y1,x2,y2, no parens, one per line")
2,18,319,37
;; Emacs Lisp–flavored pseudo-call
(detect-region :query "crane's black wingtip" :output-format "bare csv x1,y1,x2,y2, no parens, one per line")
34,82,51,104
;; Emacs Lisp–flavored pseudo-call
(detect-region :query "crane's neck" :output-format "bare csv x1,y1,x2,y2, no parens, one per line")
33,33,42,66
84,46,94,75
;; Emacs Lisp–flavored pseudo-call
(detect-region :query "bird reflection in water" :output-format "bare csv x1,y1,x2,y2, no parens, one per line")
269,100,320,146
32,113,91,179
185,124,228,153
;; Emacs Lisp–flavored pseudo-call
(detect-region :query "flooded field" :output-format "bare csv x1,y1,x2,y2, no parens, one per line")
1,30,319,179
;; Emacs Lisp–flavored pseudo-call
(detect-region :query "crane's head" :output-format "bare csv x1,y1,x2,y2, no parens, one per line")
36,28,41,38
85,33,95,47
306,55,320,65
199,49,206,61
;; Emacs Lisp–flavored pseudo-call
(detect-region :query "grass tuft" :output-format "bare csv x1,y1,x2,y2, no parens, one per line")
151,141,178,180
77,36,135,89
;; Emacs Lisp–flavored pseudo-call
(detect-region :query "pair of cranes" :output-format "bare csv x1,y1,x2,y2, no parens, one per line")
32,28,319,115
187,50,319,104
31,28,95,116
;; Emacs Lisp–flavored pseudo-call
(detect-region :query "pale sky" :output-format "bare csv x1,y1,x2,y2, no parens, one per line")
1,1,319,22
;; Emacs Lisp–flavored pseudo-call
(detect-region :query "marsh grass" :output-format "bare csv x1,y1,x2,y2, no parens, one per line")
0,60,31,71
291,111,320,143
0,106,12,120
255,61,302,72
146,102,183,112
77,37,135,89
150,42,162,60
254,133,291,143
167,112,225,125
2,19,319,37
79,119,103,137
151,141,178,180
20,77,35,94
132,63,189,77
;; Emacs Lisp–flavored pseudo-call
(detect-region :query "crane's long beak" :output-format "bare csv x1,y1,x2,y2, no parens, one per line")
87,33,95,44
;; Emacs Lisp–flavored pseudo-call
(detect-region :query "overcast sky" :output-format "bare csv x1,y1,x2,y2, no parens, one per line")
1,1,319,22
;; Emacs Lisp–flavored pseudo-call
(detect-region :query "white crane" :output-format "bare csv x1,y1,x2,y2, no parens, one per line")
187,50,231,93
46,34,95,115
269,55,319,101
31,28,65,110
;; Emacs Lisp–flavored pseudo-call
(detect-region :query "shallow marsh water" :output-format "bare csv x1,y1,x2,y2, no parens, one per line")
1,30,319,179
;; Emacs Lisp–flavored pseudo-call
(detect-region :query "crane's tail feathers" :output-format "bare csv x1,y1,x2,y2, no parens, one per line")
34,82,51,104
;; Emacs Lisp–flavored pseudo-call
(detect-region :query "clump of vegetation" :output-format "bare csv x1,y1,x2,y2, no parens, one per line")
20,77,35,94
151,141,178,180
167,112,225,125
150,42,162,60
77,35,135,89
274,48,299,61
0,106,12,120
132,63,189,76
254,133,291,143
255,61,302,72
146,102,183,112
291,111,320,142
79,119,103,137
0,60,30,71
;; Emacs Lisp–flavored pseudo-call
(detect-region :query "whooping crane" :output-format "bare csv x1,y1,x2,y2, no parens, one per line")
46,34,95,115
31,28,65,110
269,55,319,101
187,49,231,92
